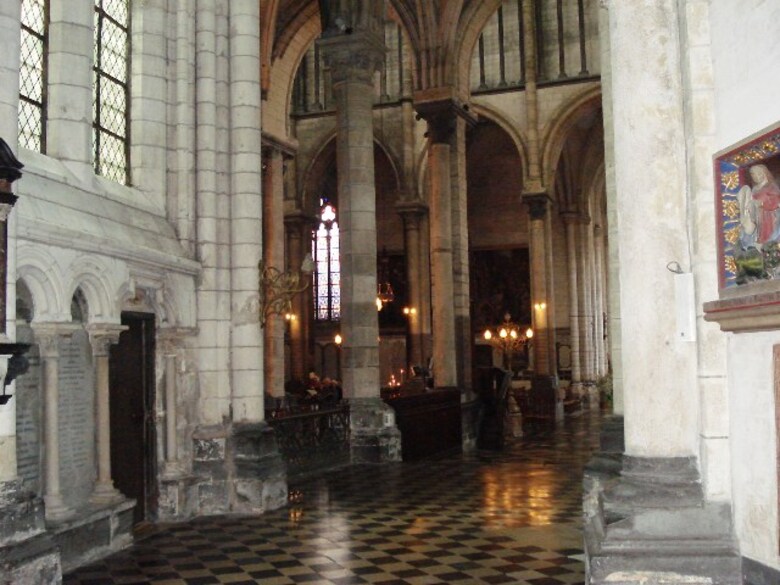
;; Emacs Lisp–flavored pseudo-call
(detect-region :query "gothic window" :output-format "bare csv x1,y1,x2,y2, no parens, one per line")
312,200,341,321
93,0,129,184
19,0,48,152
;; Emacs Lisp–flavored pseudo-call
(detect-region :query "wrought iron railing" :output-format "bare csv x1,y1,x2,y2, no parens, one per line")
267,403,350,478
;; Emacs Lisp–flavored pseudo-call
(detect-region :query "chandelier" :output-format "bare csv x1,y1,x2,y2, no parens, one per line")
375,248,395,311
483,313,533,371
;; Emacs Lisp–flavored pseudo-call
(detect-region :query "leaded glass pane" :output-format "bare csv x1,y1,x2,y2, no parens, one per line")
18,0,47,152
312,204,341,321
93,0,129,184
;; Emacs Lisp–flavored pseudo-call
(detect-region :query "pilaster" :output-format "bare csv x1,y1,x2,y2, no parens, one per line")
561,212,583,398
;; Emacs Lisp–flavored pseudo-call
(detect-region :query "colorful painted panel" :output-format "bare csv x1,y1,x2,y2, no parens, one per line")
716,126,780,289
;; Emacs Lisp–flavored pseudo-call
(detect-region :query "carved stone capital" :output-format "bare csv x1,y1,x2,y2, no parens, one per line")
523,192,553,220
86,323,127,357
31,322,81,358
395,200,428,228
414,92,478,144
318,31,385,86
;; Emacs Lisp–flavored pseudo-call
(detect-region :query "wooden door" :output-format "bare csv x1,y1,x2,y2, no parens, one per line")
109,312,156,526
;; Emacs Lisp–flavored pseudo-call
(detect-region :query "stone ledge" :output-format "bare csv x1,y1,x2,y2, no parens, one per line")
703,290,780,333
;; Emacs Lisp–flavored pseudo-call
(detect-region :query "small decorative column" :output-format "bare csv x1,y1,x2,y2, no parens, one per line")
396,201,427,369
319,1,400,463
87,324,126,505
32,323,79,520
561,212,583,398
157,329,183,477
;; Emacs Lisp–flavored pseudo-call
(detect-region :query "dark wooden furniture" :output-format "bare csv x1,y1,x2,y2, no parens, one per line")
384,387,462,461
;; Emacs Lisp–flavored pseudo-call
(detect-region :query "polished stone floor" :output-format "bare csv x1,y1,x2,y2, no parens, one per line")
64,412,601,585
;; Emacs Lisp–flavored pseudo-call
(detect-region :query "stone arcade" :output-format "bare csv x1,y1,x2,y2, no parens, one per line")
1,0,780,583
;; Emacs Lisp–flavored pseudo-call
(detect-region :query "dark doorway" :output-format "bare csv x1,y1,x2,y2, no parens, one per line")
109,312,157,526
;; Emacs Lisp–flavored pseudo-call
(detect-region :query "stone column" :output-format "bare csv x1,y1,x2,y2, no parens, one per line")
577,215,595,387
33,323,79,520
319,19,400,463
414,98,467,389
562,212,583,397
262,147,285,398
285,212,311,382
593,223,607,378
87,324,126,505
584,2,736,581
157,329,183,477
396,202,427,369
229,0,264,422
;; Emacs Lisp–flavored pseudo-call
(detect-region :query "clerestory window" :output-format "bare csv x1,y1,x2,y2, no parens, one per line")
19,0,49,153
312,199,341,321
93,0,130,184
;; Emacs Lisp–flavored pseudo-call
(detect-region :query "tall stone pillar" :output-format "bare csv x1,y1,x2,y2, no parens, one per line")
285,212,311,382
396,202,427,369
584,1,739,581
319,12,401,463
523,195,561,419
593,223,607,378
33,323,79,520
414,97,474,390
561,213,583,397
262,147,285,398
577,215,596,387
87,324,126,505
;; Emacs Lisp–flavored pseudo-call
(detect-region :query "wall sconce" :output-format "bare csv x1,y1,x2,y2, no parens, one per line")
259,254,314,328
284,313,297,322
402,306,417,316
334,333,343,345
533,302,547,311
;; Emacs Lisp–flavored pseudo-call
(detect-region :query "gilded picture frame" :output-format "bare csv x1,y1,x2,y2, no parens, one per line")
716,122,780,290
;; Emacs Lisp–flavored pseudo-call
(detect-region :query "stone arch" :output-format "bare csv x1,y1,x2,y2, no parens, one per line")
16,247,69,322
65,257,122,324
454,0,504,98
469,103,529,181
541,85,602,191
301,132,403,214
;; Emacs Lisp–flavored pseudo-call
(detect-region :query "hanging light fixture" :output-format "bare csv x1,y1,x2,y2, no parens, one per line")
376,248,395,310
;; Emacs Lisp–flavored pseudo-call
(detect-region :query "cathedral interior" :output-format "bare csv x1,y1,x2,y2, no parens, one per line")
1,0,779,584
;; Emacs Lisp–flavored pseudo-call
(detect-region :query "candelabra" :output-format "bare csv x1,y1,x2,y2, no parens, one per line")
482,313,533,371
258,254,314,327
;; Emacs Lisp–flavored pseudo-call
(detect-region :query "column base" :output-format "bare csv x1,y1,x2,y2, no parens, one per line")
231,421,287,514
525,375,563,422
0,479,61,583
89,482,125,506
43,494,75,522
584,455,740,584
350,397,402,463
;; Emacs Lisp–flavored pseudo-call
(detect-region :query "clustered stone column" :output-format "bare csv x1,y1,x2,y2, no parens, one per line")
285,212,311,382
577,215,596,390
33,323,79,520
319,12,400,463
87,324,126,505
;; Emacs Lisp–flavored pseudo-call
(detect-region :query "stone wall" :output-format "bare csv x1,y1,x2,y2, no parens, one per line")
708,0,780,574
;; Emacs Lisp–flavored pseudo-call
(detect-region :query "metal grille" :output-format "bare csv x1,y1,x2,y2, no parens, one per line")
313,202,341,321
93,0,129,184
19,0,48,152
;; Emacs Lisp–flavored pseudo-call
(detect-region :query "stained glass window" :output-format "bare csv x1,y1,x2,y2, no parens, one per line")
93,0,129,184
313,200,341,321
19,0,48,152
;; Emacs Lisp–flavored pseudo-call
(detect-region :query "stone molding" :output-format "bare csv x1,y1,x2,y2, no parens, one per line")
414,94,478,143
703,289,780,333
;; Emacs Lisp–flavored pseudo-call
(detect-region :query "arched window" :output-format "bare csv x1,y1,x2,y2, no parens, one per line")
93,0,130,184
19,0,48,152
312,199,340,321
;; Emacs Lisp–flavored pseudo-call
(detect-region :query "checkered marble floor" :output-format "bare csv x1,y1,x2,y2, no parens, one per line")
65,411,602,585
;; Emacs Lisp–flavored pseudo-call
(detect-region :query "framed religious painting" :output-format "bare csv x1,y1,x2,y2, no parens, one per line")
716,122,780,290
